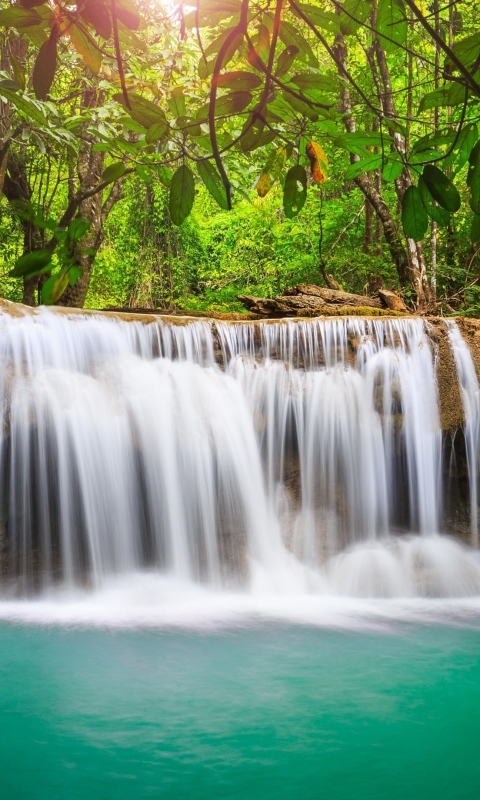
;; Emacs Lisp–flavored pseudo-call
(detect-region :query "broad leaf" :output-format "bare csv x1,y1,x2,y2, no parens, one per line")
402,185,428,240
135,164,152,183
217,71,262,91
102,162,126,183
471,214,480,244
69,23,102,74
306,141,328,183
290,72,338,94
32,28,57,100
81,0,111,40
113,92,167,130
9,249,52,278
340,0,373,36
115,0,140,30
422,165,461,212
279,22,318,66
418,177,451,227
168,87,186,118
283,165,307,218
418,87,450,114
0,6,41,27
345,154,383,180
450,31,480,72
256,148,287,197
169,164,195,225
197,161,229,209
382,155,403,181
275,45,299,78
377,0,407,52
294,4,340,34
145,121,168,143
67,219,91,242
153,165,173,188
0,88,45,126
41,270,70,305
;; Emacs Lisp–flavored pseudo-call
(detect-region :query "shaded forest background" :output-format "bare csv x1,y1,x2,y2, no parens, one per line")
1,0,480,314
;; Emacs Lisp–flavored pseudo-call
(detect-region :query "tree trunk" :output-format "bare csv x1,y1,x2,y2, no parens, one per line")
373,32,430,308
363,198,374,252
333,32,411,286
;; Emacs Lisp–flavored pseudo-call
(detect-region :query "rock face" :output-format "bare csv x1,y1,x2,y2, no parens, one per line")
238,284,407,317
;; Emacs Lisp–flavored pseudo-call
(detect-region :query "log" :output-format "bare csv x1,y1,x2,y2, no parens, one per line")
377,289,407,312
293,285,383,309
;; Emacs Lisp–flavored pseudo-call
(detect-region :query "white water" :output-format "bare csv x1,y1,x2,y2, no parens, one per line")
446,321,480,546
0,306,479,615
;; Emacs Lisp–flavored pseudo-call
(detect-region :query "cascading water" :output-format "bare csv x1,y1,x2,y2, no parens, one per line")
0,304,480,606
446,320,480,546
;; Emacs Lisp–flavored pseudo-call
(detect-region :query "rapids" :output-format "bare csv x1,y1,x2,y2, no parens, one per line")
0,305,479,604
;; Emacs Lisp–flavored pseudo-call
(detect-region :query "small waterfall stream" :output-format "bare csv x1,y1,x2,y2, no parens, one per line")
1,306,480,601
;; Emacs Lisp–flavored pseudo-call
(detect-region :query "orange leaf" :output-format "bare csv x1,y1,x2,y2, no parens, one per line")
306,141,328,185
256,147,286,197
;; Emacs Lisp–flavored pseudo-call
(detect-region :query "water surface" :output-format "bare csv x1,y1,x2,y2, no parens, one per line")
1,620,479,799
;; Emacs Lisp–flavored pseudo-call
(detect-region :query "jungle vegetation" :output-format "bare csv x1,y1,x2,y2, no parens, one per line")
0,0,479,314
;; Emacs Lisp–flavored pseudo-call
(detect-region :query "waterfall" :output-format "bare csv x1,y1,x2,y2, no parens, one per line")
0,305,479,600
446,321,480,546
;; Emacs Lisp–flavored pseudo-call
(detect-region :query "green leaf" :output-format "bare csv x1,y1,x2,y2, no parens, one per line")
0,87,45,126
113,92,167,130
283,165,307,218
382,155,403,181
446,123,478,171
401,185,429,240
293,4,340,34
102,162,126,183
217,71,262,91
340,0,373,36
418,87,450,114
467,143,480,213
215,90,252,116
290,72,338,94
279,21,318,66
168,87,186,118
68,266,82,286
9,249,52,278
450,31,480,72
422,164,461,212
11,55,26,91
345,154,383,180
283,91,318,121
204,26,238,58
240,116,264,152
69,23,102,74
377,0,407,52
418,177,451,227
135,164,152,183
145,121,168,143
41,270,70,305
197,161,229,210
169,164,195,225
0,79,20,91
335,130,384,155
67,218,90,242
275,45,299,78
117,23,147,51
471,214,480,244
0,5,41,27
153,165,173,188
32,29,57,100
